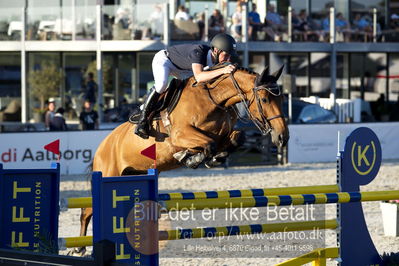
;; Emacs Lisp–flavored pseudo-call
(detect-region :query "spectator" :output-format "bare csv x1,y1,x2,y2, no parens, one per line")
353,14,372,41
175,5,190,21
115,7,131,29
149,4,164,39
194,12,206,40
335,12,350,41
248,3,263,40
353,14,372,31
208,9,224,39
231,4,243,40
79,100,99,130
84,72,97,104
45,98,56,130
50,107,68,131
293,9,320,41
391,13,399,29
265,4,287,41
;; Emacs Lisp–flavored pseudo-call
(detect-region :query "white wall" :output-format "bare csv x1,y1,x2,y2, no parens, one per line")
288,123,399,163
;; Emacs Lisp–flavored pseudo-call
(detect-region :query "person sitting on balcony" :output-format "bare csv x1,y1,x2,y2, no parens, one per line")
352,14,372,41
248,3,264,40
208,9,225,39
231,3,243,40
335,12,351,41
149,4,164,39
265,4,287,41
175,5,190,21
134,33,237,139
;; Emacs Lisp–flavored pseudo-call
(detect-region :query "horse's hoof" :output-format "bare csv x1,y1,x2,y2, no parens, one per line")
184,153,206,169
205,152,229,168
67,247,86,257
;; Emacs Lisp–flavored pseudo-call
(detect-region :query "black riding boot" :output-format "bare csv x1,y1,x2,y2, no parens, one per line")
134,88,160,139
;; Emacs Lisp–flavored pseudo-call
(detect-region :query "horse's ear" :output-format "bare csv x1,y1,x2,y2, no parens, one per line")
271,65,284,80
255,66,270,86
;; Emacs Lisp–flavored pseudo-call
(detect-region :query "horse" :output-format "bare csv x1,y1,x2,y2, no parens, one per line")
74,65,289,255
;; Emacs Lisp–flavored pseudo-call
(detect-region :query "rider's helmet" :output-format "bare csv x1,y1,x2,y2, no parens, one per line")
210,33,237,62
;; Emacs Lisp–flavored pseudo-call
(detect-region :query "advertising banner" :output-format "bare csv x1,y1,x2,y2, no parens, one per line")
288,122,399,163
0,130,111,174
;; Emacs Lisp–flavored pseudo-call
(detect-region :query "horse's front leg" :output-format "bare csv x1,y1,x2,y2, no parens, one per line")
204,130,244,168
170,126,215,169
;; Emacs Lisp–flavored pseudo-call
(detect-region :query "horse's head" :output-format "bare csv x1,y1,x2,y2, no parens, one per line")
246,65,289,147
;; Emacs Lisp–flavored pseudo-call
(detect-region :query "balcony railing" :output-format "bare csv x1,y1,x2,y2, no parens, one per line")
0,4,398,43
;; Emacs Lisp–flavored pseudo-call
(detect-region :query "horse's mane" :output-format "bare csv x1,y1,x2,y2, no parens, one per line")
209,63,258,76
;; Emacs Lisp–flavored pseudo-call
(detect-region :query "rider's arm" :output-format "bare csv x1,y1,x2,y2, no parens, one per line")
192,63,236,83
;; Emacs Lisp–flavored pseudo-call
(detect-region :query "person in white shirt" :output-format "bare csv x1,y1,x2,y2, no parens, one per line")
175,5,190,21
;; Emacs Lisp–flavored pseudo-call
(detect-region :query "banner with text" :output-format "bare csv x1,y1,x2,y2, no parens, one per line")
0,130,111,174
288,122,399,163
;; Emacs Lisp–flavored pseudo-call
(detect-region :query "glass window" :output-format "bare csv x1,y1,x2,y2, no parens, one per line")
349,53,386,101
249,53,269,74
270,53,309,97
137,52,156,100
309,0,333,35
337,53,350,98
350,0,386,30
64,52,96,121
0,53,21,122
76,0,96,40
27,52,61,122
27,0,61,40
103,3,133,40
388,53,399,102
310,53,331,97
117,53,136,104
0,0,24,41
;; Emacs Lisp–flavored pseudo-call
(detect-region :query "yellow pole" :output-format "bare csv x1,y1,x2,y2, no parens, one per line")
66,197,92,208
163,190,399,211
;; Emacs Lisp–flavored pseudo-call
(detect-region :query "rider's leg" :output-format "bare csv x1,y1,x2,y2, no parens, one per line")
135,50,170,139
134,87,160,139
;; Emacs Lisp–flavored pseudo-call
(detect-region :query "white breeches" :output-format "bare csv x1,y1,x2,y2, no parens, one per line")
152,50,193,94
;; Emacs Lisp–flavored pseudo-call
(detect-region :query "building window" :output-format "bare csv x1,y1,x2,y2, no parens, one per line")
0,53,21,122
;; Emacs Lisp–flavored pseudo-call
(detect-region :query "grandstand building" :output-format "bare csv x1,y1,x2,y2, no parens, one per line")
0,0,398,126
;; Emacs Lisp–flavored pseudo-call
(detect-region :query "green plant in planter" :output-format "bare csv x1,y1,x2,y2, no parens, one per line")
28,61,63,110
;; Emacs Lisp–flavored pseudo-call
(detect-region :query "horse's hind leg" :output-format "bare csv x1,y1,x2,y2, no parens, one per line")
69,207,93,256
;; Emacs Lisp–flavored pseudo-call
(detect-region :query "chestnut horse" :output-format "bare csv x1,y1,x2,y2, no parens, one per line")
75,65,289,254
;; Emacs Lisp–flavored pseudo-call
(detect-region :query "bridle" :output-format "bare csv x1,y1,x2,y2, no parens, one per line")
206,72,284,135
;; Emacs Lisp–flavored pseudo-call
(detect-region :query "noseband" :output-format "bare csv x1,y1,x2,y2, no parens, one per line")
229,73,284,135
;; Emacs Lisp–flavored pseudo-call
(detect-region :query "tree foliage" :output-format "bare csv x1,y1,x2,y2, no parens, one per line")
28,61,63,110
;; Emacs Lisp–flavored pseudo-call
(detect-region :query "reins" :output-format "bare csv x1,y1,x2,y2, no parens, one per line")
205,70,284,135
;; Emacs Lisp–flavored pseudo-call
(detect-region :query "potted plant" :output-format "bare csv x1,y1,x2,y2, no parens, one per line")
380,200,399,236
28,61,63,121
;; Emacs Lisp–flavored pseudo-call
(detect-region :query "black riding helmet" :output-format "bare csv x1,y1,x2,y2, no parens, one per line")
210,33,237,63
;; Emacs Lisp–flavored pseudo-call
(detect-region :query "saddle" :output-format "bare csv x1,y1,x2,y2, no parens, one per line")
129,78,187,124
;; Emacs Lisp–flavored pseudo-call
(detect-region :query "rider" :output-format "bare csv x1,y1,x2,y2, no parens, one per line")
135,33,238,139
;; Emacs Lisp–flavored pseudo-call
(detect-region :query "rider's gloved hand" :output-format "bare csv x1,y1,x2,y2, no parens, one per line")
222,64,236,74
